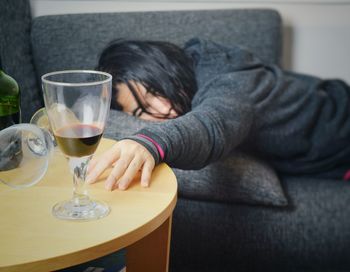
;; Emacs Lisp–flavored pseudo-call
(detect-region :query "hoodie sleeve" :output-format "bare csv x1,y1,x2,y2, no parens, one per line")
129,39,266,169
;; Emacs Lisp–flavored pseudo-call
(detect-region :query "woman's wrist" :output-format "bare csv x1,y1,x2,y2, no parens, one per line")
121,134,163,164
137,134,165,160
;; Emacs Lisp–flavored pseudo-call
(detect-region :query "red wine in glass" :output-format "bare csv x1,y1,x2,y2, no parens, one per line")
54,124,103,157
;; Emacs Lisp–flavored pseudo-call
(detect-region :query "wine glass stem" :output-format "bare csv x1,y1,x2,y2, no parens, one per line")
70,156,91,205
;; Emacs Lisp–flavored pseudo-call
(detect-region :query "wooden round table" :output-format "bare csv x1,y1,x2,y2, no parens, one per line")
0,138,177,272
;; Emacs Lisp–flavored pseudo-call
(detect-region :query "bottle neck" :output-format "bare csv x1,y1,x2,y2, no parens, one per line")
0,57,4,75
0,69,7,80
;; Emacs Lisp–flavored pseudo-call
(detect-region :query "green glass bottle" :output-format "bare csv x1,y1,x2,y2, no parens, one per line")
0,60,22,171
0,69,20,130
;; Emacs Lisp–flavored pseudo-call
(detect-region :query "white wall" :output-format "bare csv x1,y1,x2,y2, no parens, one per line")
30,0,350,83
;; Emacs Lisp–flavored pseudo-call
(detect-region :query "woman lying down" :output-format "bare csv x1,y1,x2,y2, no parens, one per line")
86,38,350,190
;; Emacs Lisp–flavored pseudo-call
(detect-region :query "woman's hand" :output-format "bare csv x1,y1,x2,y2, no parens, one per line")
86,139,155,190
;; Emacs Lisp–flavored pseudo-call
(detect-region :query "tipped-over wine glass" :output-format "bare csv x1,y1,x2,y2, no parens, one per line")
42,70,112,220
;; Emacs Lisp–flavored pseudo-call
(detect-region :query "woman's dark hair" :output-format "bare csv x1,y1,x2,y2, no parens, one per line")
97,39,197,117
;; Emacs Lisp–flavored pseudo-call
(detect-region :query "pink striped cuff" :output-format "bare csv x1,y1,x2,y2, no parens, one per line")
343,170,350,181
137,134,165,161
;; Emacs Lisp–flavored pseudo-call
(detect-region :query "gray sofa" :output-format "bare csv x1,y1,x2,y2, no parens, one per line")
2,1,350,271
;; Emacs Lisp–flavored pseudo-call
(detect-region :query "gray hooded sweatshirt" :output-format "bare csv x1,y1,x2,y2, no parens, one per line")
126,38,350,178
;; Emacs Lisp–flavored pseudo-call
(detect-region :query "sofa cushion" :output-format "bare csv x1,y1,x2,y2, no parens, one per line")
31,9,282,77
0,0,42,122
173,153,287,206
104,110,287,206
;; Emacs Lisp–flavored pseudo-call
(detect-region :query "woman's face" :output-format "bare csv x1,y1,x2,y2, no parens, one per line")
116,81,178,121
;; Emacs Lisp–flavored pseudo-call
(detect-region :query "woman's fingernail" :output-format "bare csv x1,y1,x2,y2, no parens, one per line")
141,180,149,187
105,180,114,191
118,185,125,190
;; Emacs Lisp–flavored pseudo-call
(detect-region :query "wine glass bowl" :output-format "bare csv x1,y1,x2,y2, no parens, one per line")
42,70,112,220
30,107,57,147
0,124,53,188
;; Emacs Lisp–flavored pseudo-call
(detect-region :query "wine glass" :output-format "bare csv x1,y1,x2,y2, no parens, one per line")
42,70,112,220
0,123,53,188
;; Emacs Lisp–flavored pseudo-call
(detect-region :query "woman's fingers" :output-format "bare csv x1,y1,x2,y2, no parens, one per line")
86,139,156,190
115,156,144,190
86,145,120,184
105,156,132,190
141,158,155,187
106,152,154,190
86,157,114,184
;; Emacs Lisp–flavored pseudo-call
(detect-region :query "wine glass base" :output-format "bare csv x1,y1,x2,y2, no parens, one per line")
52,199,110,221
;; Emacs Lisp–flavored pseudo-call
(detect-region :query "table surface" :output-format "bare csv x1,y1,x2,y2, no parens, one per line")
0,138,177,272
